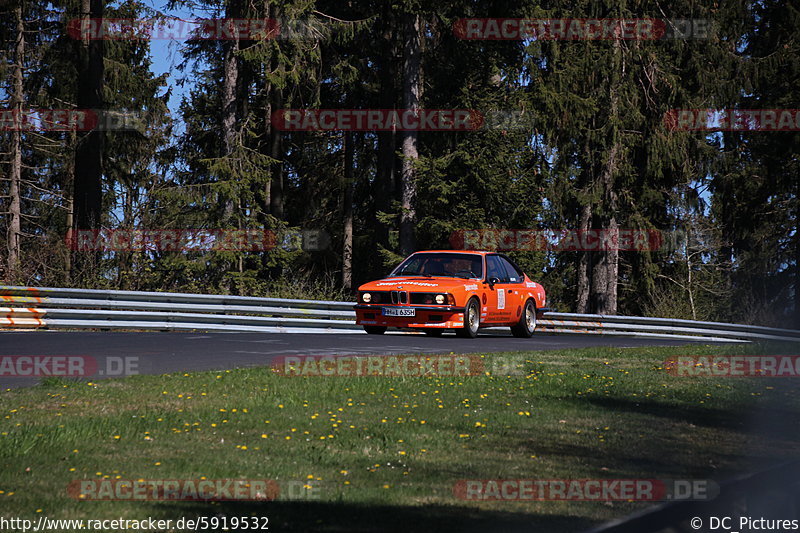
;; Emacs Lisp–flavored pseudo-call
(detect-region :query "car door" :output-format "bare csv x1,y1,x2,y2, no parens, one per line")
484,254,513,323
496,254,528,324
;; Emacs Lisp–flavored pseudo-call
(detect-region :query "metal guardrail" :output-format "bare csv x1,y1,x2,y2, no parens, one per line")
2,286,799,342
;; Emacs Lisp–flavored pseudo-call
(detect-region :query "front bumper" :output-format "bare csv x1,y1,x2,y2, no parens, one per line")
354,304,466,329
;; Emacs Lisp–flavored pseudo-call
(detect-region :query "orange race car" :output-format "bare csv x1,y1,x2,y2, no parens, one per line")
354,250,549,338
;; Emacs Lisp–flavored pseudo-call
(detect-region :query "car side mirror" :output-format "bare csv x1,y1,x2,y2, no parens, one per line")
487,276,500,288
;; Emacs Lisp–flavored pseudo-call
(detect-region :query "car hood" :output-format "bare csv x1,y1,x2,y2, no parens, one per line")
358,277,480,291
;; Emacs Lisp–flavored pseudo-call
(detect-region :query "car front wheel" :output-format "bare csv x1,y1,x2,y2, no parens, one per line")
456,298,480,338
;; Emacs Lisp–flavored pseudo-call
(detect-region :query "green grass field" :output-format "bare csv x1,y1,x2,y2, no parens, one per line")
1,342,799,532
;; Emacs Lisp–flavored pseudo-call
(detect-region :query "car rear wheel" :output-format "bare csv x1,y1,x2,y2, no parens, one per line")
364,326,387,335
510,299,536,338
456,298,480,338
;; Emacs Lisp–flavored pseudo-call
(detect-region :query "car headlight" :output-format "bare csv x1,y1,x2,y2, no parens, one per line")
435,294,445,304
362,292,371,303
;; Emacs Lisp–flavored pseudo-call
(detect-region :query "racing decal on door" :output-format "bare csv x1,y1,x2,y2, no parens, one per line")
497,288,505,310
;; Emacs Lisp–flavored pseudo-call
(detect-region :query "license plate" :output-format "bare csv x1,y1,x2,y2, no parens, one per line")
382,307,415,317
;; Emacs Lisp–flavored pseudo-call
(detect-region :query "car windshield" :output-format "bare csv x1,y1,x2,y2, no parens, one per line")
390,253,483,279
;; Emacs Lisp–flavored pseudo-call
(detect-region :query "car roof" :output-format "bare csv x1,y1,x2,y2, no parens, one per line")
410,250,493,256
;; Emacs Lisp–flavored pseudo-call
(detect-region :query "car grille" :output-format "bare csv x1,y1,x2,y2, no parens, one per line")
365,291,407,304
390,290,408,304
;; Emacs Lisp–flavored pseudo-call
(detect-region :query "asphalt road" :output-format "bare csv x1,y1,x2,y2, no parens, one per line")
0,330,721,389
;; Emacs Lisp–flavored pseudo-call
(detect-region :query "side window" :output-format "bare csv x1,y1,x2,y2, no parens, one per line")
498,256,522,283
486,255,508,282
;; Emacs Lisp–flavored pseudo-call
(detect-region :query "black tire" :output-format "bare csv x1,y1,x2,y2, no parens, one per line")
364,326,387,335
456,298,480,338
424,330,444,337
510,299,536,338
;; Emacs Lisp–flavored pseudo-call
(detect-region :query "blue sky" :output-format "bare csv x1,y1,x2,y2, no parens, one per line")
141,0,195,117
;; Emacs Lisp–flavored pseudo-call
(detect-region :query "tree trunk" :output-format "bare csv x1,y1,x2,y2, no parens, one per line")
222,21,239,157
6,4,24,283
591,38,622,316
261,0,272,220
221,0,240,220
591,142,620,315
590,229,608,314
399,13,421,256
795,178,800,328
118,186,134,290
64,130,76,283
269,86,284,219
73,0,104,231
264,90,272,215
342,132,354,291
376,10,397,249
576,204,591,313
267,4,284,220
603,216,619,314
